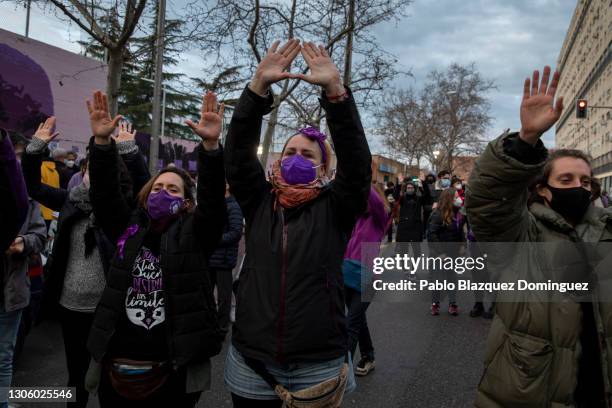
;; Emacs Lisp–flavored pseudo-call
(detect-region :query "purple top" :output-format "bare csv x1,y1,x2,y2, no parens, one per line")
344,186,389,264
67,171,83,190
0,129,28,229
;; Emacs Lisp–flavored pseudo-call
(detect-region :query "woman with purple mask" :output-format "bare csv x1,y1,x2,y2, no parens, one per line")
224,39,372,407
85,90,226,407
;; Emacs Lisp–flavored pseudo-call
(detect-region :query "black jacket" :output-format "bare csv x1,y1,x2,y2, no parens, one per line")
209,195,243,270
87,139,226,367
426,209,465,243
395,193,425,242
225,86,372,364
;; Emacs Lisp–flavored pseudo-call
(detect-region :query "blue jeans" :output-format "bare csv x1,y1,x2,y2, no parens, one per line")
224,344,356,400
0,306,23,408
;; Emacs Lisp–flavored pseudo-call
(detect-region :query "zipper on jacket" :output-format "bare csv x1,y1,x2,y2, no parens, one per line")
276,208,289,362
161,232,177,369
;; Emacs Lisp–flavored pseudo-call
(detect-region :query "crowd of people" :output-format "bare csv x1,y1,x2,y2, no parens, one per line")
1,38,611,408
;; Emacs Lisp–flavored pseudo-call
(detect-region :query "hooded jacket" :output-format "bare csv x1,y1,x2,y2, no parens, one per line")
466,131,612,407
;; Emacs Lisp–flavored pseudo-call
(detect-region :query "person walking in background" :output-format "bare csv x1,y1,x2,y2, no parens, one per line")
384,181,396,242
86,90,226,407
208,183,244,334
343,185,389,378
427,188,466,316
395,178,428,257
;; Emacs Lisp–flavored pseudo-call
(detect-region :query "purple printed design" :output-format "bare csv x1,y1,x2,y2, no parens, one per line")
117,224,139,259
125,247,165,330
0,43,54,138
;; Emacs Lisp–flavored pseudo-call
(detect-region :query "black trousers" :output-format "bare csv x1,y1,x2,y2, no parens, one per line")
98,366,201,407
209,267,233,329
344,287,374,361
59,307,94,408
232,393,283,407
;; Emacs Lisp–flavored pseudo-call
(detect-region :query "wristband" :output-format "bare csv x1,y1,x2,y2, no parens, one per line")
326,91,348,102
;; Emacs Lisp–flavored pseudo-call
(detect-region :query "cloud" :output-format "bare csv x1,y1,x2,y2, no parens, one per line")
1,0,574,151
370,0,574,148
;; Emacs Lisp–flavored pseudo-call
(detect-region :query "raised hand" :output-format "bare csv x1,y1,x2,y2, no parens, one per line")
86,90,122,144
249,39,301,96
519,66,563,145
33,116,60,144
186,91,225,151
293,42,344,98
6,236,24,256
114,121,136,143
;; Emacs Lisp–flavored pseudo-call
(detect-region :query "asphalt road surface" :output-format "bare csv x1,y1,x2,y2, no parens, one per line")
12,285,491,408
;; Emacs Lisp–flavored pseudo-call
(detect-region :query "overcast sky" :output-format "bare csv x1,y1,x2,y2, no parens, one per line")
1,0,576,150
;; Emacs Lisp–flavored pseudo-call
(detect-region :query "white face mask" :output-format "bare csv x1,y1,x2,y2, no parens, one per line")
66,160,75,168
454,183,462,190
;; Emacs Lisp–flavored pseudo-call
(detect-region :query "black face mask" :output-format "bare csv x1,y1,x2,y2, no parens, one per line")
546,185,592,223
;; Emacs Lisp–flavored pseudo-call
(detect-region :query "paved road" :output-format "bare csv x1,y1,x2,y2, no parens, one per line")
12,287,491,408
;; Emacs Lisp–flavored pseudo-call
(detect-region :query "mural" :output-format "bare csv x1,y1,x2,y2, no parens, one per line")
135,132,201,174
0,44,54,138
0,28,106,155
0,28,204,171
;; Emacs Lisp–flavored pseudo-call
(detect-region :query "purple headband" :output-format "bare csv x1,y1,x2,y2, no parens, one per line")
298,126,328,165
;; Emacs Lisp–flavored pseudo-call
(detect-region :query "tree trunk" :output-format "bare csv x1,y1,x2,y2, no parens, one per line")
106,47,124,117
260,96,280,170
343,0,356,86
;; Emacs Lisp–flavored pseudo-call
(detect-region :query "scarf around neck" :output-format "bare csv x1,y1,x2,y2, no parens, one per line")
270,160,327,209
69,182,92,214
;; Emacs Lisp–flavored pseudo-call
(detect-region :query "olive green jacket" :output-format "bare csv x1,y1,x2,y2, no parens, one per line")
466,131,612,407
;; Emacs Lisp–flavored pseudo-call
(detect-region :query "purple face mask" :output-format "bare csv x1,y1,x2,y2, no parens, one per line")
146,189,185,220
281,155,321,185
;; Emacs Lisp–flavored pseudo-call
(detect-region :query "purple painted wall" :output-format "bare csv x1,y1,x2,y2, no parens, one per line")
0,28,106,156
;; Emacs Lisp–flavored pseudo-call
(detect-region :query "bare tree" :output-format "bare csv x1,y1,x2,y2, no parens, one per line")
382,63,494,173
426,63,494,171
21,0,148,115
184,0,411,167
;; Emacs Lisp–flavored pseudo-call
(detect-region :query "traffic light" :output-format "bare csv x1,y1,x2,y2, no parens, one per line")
576,99,588,119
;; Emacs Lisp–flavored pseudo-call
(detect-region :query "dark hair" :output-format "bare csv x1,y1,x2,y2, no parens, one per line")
528,149,593,206
137,167,195,209
437,188,457,225
79,156,89,173
437,170,450,178
386,181,395,188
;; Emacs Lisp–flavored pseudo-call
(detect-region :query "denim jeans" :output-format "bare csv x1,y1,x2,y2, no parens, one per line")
0,306,23,408
224,344,356,400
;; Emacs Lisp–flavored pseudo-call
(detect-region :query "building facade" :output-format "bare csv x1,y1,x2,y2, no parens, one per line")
555,0,612,191
371,154,416,186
